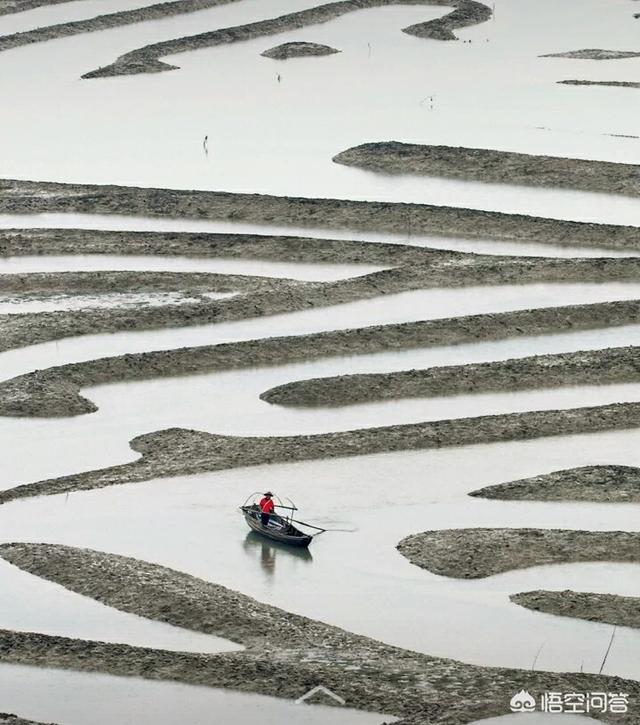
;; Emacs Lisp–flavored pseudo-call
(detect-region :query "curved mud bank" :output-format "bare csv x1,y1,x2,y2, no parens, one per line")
559,81,640,90
0,543,636,725
3,299,640,417
469,465,640,503
511,590,640,630
541,49,640,60
333,142,640,197
397,528,640,579
5,254,640,352
260,347,640,408
4,401,640,503
0,0,242,54
0,227,434,266
0,0,71,16
2,178,639,253
82,0,491,79
261,41,339,58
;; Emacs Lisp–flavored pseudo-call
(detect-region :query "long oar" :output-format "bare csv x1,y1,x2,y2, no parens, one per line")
291,518,356,534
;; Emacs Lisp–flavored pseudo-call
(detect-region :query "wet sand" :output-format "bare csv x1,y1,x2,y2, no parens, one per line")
511,590,640,630
0,543,636,725
469,465,640,502
397,528,640,579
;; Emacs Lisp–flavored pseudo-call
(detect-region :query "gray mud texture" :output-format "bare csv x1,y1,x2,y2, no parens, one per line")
81,0,491,78
2,177,640,252
559,80,640,89
3,401,640,504
469,465,640,502
6,250,640,352
511,590,640,630
397,528,640,578
0,543,636,725
0,0,243,54
541,49,640,60
3,298,640,417
0,270,287,296
261,346,640,407
261,41,340,58
0,0,70,15
334,141,640,196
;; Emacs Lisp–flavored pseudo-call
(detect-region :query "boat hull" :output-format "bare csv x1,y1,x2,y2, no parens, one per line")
240,506,312,548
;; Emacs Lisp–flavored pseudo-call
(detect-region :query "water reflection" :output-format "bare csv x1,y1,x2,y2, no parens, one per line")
243,531,313,578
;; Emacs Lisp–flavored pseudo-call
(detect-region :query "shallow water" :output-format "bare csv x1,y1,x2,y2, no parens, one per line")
0,557,240,654
1,212,638,258
1,429,638,677
0,251,386,279
1,0,640,225
4,281,640,384
0,663,390,725
0,0,161,35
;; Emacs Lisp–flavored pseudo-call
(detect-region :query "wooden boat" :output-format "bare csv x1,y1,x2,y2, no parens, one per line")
239,493,323,548
240,504,313,548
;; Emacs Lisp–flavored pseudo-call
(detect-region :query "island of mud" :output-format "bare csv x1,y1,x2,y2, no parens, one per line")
261,41,340,59
260,346,640,407
469,465,640,502
333,141,640,196
541,49,640,60
558,80,640,90
396,528,640,578
0,542,636,725
511,590,640,630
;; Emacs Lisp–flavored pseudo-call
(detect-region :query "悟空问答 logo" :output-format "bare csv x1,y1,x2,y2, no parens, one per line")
510,690,536,713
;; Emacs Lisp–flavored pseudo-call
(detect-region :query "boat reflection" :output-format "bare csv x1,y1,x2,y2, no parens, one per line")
242,531,313,576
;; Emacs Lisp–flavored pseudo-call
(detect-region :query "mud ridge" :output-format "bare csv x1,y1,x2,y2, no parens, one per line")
0,0,245,54
2,178,639,252
3,298,640,417
0,543,636,725
81,0,491,79
3,401,640,503
397,528,640,579
541,49,640,60
511,590,640,630
469,465,640,502
0,0,71,16
559,80,640,90
6,254,640,352
261,347,640,407
0,270,289,296
333,141,640,196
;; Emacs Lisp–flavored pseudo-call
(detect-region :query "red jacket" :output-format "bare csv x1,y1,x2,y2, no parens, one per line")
259,497,275,514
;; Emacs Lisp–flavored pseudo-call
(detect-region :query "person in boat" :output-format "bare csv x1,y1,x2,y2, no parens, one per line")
259,492,275,527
